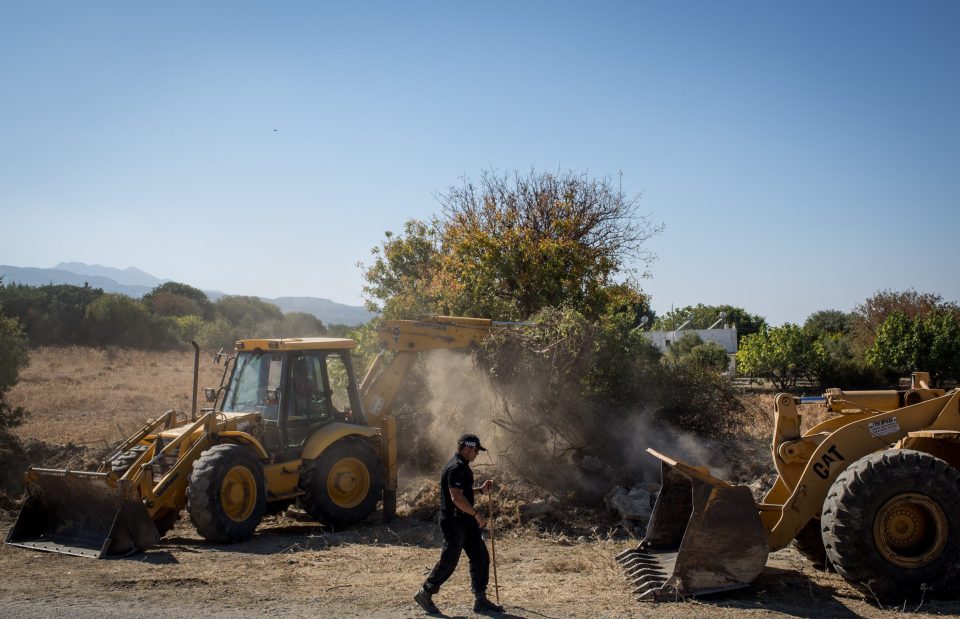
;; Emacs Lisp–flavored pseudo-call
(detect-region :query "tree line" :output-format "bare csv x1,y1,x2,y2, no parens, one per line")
2,168,957,493
0,280,341,352
735,290,960,390
646,293,960,390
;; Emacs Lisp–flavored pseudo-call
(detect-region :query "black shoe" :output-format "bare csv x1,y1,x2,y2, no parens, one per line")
473,596,504,613
414,587,440,614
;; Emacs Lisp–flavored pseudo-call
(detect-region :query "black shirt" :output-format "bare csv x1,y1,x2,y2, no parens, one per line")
439,452,474,517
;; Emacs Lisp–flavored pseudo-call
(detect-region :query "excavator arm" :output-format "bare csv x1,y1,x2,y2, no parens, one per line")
357,316,510,520
359,316,498,426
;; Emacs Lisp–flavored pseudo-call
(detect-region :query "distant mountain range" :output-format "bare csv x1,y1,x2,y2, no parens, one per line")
0,262,376,327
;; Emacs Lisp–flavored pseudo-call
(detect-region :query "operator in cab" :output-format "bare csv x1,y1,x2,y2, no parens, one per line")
414,434,503,615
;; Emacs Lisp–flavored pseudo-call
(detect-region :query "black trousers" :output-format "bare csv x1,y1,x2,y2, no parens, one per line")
423,514,490,596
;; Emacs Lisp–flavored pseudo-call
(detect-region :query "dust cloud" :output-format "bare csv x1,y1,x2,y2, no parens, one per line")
405,350,763,503
415,350,503,470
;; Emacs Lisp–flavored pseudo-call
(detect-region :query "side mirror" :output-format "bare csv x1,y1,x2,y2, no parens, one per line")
204,388,217,402
214,348,225,365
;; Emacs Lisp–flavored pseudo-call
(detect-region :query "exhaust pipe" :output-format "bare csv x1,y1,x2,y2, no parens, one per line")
615,449,769,601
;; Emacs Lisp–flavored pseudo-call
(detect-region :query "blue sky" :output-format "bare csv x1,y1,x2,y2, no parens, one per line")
1,1,957,325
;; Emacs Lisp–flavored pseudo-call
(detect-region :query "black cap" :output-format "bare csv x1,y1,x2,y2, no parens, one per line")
458,433,487,451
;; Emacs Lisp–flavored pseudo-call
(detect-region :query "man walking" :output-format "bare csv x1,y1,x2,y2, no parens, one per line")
414,433,503,614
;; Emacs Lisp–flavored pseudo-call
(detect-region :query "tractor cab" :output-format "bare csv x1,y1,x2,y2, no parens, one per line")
216,338,366,458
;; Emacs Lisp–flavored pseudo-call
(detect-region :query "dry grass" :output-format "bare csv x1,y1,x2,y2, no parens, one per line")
8,346,224,446
741,392,839,439
4,349,960,617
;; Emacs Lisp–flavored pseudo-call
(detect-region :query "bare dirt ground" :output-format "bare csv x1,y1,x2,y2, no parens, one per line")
3,347,960,618
3,504,960,619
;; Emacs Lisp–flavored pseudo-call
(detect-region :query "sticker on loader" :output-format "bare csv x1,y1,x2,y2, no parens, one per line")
868,417,900,438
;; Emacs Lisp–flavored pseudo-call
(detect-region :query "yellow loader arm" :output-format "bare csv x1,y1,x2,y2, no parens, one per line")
617,372,960,601
357,316,515,520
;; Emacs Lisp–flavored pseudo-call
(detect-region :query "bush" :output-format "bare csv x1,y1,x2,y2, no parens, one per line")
197,317,237,352
867,310,960,385
665,332,730,373
175,315,206,344
737,324,825,390
0,314,29,435
470,308,752,498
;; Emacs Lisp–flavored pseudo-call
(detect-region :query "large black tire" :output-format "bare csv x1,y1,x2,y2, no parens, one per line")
822,449,960,601
793,517,827,568
299,438,384,528
111,444,149,477
186,444,267,543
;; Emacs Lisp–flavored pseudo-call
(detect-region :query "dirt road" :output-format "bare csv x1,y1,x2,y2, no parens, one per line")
2,512,958,619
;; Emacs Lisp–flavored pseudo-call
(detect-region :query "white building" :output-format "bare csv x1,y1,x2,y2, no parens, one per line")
643,326,738,354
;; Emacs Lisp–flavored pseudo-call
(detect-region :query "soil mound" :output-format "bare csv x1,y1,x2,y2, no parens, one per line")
0,435,99,514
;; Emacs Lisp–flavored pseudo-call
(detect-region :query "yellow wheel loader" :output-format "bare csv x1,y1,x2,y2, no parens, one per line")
616,372,960,602
6,316,503,558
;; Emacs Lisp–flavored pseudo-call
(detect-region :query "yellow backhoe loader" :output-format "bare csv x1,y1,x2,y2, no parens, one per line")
6,316,504,558
616,372,960,602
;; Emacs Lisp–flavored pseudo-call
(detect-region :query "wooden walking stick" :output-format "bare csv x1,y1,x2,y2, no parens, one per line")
487,487,500,604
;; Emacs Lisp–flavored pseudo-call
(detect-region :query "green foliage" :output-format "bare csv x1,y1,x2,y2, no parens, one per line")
85,293,152,348
851,289,953,354
645,362,751,439
799,309,879,388
866,310,960,384
214,296,283,335
0,280,331,353
0,282,103,345
0,314,29,391
143,282,214,319
474,308,749,495
664,333,730,373
362,220,443,317
280,312,327,337
362,169,662,322
175,315,206,343
0,313,29,435
655,304,766,342
197,317,237,352
804,309,851,338
736,324,826,390
324,323,354,338
812,332,883,389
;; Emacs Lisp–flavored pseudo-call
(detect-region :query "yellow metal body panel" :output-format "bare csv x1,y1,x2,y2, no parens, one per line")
218,431,269,460
264,460,303,499
767,390,960,549
300,422,379,461
375,317,494,353
236,337,357,351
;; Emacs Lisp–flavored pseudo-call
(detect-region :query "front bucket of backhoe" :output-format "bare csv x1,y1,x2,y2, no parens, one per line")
614,449,769,601
5,468,159,558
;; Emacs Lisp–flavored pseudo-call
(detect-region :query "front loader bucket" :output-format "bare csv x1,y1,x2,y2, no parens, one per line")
5,468,159,558
615,449,769,601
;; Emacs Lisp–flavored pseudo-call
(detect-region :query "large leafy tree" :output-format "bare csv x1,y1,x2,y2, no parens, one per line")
736,324,825,390
363,169,662,322
801,309,881,388
804,309,852,338
851,289,953,353
867,309,960,384
361,220,443,318
214,296,283,335
143,282,214,320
